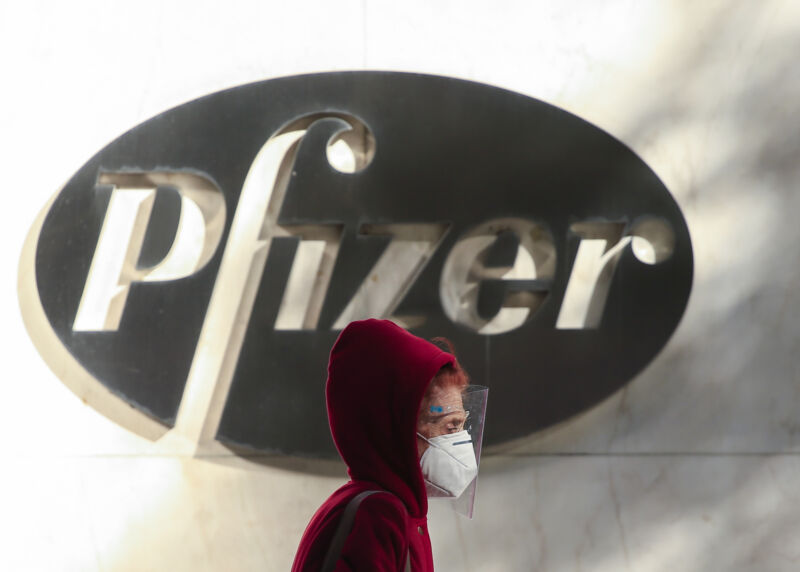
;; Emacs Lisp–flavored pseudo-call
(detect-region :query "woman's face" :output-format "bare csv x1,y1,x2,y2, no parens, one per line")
416,381,467,457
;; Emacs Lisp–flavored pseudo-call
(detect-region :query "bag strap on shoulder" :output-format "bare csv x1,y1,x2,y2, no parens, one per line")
320,490,411,572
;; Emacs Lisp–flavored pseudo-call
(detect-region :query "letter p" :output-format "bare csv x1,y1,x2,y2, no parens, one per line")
73,171,225,331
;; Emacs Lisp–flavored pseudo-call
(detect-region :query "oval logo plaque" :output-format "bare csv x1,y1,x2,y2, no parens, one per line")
23,72,693,457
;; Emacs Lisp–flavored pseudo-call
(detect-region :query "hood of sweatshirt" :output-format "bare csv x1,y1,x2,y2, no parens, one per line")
326,319,454,518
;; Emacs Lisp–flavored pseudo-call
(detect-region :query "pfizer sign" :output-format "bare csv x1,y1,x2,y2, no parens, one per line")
23,72,692,457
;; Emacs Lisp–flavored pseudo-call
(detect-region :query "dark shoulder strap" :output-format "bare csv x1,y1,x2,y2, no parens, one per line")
320,490,411,572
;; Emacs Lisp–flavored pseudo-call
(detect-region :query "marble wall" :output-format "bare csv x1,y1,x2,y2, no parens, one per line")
3,1,799,570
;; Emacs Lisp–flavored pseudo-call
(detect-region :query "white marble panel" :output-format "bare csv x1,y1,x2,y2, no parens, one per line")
0,456,347,571
3,454,798,571
428,454,800,571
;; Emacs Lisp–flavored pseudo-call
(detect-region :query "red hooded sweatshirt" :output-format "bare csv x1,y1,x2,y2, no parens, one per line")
291,319,454,571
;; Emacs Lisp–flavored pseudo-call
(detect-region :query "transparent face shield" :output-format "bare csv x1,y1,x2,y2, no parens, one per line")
416,385,488,518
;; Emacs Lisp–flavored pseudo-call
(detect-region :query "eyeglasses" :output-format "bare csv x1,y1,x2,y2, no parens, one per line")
418,406,470,435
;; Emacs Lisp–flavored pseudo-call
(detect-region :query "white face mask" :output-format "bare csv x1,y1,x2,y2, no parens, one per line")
417,430,478,498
